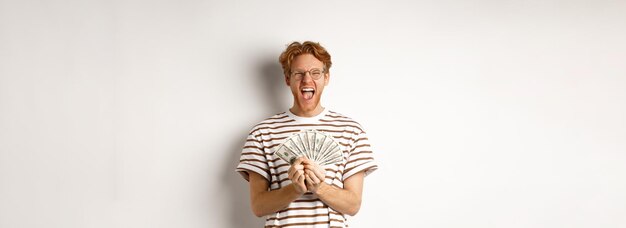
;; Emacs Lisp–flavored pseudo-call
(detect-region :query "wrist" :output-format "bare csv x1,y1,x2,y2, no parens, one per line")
289,183,306,196
313,182,331,196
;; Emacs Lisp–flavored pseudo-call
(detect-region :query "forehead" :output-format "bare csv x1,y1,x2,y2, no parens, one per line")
291,54,324,70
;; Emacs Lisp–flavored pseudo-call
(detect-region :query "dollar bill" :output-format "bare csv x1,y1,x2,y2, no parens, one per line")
274,129,344,166
307,130,317,160
275,144,298,164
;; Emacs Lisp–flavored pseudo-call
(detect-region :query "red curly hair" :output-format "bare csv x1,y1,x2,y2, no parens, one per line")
278,41,332,76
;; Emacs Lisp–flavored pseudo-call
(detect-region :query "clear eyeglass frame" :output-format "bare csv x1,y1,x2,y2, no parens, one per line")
289,68,326,81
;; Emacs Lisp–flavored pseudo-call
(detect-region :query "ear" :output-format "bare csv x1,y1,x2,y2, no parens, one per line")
285,74,291,86
324,72,330,86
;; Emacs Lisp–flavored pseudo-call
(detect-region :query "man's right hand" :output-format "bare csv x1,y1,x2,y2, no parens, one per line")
287,157,307,194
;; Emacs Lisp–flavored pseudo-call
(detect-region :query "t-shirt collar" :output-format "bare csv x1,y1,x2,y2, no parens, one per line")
287,107,329,124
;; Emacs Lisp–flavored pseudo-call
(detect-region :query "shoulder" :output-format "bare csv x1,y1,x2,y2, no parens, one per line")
248,111,294,134
322,110,367,134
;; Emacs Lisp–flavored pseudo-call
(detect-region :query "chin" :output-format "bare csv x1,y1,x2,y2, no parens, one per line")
297,98,319,111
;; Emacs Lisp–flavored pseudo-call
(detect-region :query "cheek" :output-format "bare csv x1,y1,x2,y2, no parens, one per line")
291,85,300,94
315,86,324,95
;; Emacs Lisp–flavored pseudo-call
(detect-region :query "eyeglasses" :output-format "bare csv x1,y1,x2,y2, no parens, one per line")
289,68,326,81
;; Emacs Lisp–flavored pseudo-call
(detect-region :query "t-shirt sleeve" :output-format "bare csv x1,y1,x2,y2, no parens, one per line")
343,129,378,180
236,132,270,182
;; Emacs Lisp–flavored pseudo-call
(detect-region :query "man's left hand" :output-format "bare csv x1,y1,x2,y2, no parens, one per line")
302,157,326,194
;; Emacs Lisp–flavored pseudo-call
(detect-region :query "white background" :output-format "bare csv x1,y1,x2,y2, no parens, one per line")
1,0,625,227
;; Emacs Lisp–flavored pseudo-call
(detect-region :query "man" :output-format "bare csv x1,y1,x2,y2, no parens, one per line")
236,41,378,227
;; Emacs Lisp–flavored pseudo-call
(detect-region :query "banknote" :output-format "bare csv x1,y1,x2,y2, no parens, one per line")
275,144,298,164
274,129,344,166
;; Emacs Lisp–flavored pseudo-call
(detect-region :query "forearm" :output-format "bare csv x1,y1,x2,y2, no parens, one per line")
251,183,302,217
314,182,362,216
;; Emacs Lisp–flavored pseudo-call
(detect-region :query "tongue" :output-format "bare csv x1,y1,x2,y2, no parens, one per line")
303,91,313,100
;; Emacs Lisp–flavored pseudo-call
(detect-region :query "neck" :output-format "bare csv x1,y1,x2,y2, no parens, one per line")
290,104,324,117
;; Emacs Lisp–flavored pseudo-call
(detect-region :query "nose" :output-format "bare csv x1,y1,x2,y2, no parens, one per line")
301,72,314,82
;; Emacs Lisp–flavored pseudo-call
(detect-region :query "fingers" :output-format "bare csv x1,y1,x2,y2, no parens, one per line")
288,167,296,180
292,157,326,191
303,163,322,170
300,157,313,165
304,171,322,193
288,164,304,180
299,172,308,191
289,164,304,174
288,157,305,178
303,164,325,180
314,168,325,180
305,170,321,184
289,172,306,193
305,174,314,188
292,157,305,165
289,169,304,182
297,172,305,185
301,159,321,170
288,157,311,193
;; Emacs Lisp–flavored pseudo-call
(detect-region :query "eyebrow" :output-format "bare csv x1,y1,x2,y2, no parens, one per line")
291,68,324,72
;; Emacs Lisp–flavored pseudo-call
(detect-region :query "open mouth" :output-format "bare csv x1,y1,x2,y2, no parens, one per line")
301,87,315,100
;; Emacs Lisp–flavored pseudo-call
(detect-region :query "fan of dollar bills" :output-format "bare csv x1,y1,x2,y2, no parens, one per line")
274,129,343,165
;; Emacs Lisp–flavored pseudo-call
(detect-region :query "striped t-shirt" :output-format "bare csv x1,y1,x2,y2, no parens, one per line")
236,108,378,228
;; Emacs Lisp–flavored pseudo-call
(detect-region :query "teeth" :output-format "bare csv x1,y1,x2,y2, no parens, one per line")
302,88,315,92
